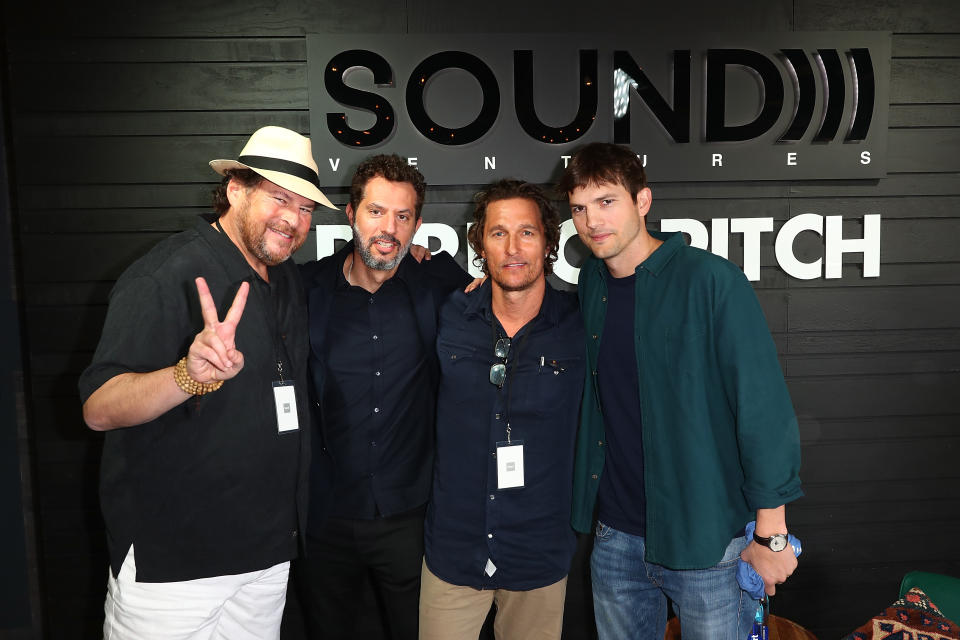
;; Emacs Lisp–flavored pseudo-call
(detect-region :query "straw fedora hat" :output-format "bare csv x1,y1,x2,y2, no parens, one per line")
209,126,337,210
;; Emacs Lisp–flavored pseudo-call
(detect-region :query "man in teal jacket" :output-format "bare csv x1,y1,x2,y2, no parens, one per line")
559,143,803,640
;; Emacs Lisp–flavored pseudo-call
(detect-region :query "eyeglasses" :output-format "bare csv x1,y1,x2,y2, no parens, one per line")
489,337,511,388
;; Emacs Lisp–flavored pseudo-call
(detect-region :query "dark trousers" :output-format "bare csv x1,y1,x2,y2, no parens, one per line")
295,506,425,640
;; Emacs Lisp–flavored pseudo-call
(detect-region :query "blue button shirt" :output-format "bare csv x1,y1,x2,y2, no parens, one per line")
424,280,585,590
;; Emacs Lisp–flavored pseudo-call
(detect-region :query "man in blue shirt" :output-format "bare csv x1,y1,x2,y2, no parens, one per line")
560,143,803,640
420,180,585,640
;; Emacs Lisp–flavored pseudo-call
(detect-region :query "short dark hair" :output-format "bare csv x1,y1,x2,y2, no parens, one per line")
349,154,427,220
211,168,263,215
467,179,561,276
556,142,647,200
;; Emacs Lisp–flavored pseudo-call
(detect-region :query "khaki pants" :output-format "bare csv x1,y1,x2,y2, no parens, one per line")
419,560,567,640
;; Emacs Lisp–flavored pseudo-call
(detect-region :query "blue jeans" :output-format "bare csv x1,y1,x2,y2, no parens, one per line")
591,522,758,640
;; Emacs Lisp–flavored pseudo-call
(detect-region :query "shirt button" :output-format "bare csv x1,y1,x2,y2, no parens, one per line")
592,334,598,340
373,407,380,413
491,451,496,458
592,370,598,376
598,440,604,447
487,533,493,539
489,494,495,500
591,474,599,480
601,296,607,302
371,441,377,447
292,530,298,538
372,335,379,341
375,370,381,376
495,413,501,420
369,297,374,304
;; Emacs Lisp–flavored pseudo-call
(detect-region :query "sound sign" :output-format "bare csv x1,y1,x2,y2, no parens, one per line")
307,33,890,184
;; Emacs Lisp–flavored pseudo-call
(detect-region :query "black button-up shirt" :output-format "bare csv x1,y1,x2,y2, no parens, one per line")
424,281,585,590
78,215,309,582
322,273,428,518
301,243,472,524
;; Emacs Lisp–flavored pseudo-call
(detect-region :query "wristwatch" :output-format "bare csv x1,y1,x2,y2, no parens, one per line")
753,531,789,552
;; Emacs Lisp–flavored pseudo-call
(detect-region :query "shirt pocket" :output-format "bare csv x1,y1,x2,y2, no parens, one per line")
436,338,486,388
532,353,583,416
665,321,709,384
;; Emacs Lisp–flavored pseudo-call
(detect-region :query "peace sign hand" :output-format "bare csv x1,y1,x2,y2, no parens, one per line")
186,277,250,383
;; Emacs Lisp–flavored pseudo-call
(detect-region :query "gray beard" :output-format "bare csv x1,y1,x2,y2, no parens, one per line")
352,223,411,271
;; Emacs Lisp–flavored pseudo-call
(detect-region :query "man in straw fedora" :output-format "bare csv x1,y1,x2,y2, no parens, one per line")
79,125,336,638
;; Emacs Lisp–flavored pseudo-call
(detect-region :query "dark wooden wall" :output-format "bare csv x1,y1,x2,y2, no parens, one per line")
2,0,958,638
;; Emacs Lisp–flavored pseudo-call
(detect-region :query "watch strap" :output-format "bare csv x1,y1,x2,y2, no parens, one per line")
753,531,788,551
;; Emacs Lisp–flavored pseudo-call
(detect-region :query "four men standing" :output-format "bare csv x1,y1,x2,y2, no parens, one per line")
82,126,801,638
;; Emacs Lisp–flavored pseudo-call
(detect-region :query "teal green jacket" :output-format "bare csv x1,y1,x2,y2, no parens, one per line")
571,232,803,570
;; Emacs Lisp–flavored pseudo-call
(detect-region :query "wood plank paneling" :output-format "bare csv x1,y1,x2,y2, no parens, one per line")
890,59,960,103
5,0,407,37
788,328,960,353
11,62,308,112
787,286,960,331
3,1,959,638
796,0,960,31
409,0,794,31
893,33,960,57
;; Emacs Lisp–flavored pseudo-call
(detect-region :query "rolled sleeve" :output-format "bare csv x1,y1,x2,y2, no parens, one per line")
714,267,803,511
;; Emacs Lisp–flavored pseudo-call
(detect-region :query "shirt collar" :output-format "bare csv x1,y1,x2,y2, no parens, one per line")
197,214,271,283
464,278,562,328
333,239,415,290
587,230,685,280
637,230,684,277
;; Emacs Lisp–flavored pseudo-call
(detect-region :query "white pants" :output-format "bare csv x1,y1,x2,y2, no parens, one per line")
102,546,289,640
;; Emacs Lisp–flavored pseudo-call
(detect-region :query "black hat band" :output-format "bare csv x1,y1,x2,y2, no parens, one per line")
239,155,321,189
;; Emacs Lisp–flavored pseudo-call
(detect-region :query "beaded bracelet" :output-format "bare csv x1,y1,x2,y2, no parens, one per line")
173,357,224,395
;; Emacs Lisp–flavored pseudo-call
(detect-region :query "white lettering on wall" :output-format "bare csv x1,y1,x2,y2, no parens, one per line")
711,218,729,258
315,224,352,260
731,217,774,282
314,214,881,284
775,213,824,280
485,156,496,170
712,153,723,167
660,218,709,249
329,158,341,171
553,219,581,284
413,223,460,262
825,214,881,278
465,222,483,278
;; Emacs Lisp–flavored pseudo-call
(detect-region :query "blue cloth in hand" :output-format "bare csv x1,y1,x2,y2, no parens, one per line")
737,521,802,601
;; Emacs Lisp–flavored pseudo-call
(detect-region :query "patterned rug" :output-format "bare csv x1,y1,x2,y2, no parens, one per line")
843,587,960,639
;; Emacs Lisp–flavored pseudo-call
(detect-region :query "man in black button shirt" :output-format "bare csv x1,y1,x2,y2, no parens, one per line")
79,126,336,639
420,180,585,640
296,155,471,639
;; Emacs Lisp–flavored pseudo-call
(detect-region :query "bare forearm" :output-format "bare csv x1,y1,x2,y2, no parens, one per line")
755,505,788,536
83,368,191,431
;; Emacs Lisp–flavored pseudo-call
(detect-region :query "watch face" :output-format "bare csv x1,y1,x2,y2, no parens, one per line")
769,534,788,552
